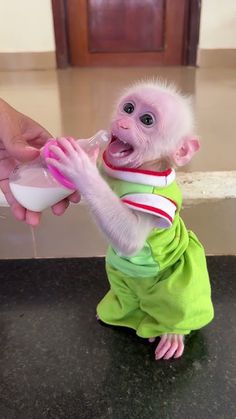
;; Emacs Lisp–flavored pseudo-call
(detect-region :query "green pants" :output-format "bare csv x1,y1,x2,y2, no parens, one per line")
97,236,214,338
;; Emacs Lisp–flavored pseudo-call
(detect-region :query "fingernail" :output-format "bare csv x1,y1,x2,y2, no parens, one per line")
25,146,38,152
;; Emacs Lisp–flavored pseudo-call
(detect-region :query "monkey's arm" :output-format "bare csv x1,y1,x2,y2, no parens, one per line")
79,171,157,255
46,139,157,256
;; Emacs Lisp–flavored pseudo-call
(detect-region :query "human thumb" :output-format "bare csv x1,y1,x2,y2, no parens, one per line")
5,138,40,162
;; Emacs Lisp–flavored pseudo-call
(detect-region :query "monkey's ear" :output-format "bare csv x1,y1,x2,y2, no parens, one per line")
172,137,200,167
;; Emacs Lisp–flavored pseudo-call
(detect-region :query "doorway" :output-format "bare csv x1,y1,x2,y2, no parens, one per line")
52,0,201,68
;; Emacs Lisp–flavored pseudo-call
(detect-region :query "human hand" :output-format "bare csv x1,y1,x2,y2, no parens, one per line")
46,137,99,194
0,100,80,225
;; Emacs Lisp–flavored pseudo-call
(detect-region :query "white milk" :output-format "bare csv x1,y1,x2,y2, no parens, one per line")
9,183,72,212
9,160,73,212
9,130,109,212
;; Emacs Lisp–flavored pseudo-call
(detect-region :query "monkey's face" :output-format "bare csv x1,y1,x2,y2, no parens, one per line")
106,92,160,168
105,84,195,169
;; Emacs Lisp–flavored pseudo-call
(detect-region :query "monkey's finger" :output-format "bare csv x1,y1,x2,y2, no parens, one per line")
48,145,69,163
174,337,185,358
74,142,89,161
155,334,168,350
163,336,179,360
66,136,79,151
155,338,171,360
68,191,81,203
155,341,172,360
46,158,68,176
57,137,76,157
62,138,88,166
67,138,88,156
51,198,70,215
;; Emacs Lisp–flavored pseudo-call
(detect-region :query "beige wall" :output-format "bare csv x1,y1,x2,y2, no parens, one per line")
0,0,55,53
199,0,236,49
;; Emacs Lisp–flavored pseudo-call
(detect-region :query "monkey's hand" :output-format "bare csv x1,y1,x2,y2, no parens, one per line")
45,137,99,192
46,137,157,256
149,334,185,360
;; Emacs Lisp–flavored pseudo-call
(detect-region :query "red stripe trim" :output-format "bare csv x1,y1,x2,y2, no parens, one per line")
168,197,177,207
122,199,173,223
158,195,177,208
103,152,172,177
125,193,177,209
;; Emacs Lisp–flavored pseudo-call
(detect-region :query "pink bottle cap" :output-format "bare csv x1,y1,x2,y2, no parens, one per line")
43,138,76,190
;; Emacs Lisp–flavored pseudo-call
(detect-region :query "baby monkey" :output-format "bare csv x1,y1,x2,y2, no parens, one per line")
47,81,214,360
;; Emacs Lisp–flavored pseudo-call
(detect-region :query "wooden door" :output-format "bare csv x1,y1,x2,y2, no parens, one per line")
66,0,189,66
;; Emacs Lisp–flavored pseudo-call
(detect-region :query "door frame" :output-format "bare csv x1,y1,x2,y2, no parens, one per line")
51,0,201,68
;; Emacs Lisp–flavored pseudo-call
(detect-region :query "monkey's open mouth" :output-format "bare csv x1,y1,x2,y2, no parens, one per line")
107,135,134,158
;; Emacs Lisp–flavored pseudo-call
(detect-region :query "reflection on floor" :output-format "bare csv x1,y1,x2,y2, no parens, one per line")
0,67,236,257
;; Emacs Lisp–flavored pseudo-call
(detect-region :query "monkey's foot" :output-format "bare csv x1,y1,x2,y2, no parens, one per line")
153,334,184,360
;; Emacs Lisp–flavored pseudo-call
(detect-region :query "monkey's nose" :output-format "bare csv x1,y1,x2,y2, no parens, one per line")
117,118,130,129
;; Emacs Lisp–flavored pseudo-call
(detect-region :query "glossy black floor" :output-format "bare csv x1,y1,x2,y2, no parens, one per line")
0,257,235,419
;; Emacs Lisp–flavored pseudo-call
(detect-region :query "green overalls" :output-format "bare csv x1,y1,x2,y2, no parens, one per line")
97,155,214,337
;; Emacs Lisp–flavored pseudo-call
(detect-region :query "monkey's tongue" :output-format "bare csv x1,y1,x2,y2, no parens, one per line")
108,138,133,156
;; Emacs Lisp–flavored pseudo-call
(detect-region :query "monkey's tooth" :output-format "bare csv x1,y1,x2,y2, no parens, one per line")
119,138,127,144
112,152,122,157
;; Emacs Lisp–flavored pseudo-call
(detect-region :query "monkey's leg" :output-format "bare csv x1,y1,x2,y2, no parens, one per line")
96,263,144,330
139,231,213,360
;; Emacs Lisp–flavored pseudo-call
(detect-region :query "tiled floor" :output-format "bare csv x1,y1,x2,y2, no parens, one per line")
0,67,236,257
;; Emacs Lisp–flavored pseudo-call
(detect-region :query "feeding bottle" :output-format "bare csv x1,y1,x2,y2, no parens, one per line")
9,130,109,212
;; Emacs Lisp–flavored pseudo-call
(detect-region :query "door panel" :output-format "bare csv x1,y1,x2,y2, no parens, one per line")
88,0,164,53
67,0,188,66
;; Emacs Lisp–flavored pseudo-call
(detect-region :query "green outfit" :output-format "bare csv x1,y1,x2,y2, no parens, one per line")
97,155,214,338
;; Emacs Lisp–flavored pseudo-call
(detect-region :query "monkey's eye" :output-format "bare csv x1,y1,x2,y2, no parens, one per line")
140,113,155,126
123,102,135,114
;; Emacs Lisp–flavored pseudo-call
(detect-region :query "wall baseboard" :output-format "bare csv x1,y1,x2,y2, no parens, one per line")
198,48,236,67
0,52,56,70
1,172,236,208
